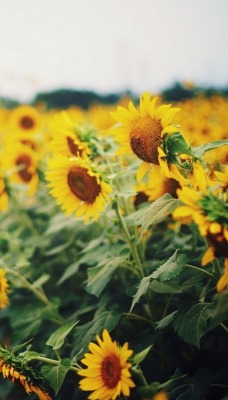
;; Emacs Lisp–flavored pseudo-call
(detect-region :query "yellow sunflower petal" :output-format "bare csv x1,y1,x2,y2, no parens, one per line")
201,247,215,266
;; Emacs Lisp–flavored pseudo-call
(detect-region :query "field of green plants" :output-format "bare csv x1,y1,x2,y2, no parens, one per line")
0,91,227,400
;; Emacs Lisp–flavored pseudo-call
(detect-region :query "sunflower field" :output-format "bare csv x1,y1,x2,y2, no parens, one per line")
0,90,228,400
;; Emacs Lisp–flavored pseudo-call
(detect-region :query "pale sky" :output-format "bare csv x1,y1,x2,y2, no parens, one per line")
0,0,227,102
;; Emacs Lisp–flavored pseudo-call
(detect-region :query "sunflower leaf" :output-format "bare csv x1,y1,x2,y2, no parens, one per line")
173,299,212,347
191,139,228,158
86,254,129,296
150,251,187,282
165,132,194,156
138,194,181,235
41,358,71,395
46,322,79,350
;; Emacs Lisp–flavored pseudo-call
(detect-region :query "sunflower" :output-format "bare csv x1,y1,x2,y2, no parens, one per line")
3,131,43,159
9,105,42,134
0,357,52,400
0,269,10,309
2,143,39,196
77,329,135,400
217,258,228,292
135,164,180,202
111,92,180,180
48,126,91,159
46,155,112,223
173,164,228,266
0,172,9,212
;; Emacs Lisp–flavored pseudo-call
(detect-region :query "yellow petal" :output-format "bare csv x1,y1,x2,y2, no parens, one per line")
201,247,215,266
136,162,150,181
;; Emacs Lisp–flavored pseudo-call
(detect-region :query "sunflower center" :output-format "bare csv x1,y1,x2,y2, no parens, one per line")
20,116,35,130
101,355,121,389
16,154,32,182
67,136,82,156
129,116,163,164
164,178,180,198
67,167,101,203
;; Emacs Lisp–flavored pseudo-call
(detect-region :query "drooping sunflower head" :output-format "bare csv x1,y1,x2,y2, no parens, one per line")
2,143,39,196
111,92,180,179
78,329,135,400
46,155,112,223
0,269,10,309
9,105,42,134
0,346,52,400
173,163,228,264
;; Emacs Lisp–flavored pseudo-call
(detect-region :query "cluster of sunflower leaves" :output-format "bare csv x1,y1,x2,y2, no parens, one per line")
0,98,228,400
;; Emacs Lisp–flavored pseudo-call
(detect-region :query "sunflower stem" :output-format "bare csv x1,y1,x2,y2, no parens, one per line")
212,258,221,279
114,201,144,278
5,268,51,307
31,356,79,372
122,312,154,327
185,264,216,280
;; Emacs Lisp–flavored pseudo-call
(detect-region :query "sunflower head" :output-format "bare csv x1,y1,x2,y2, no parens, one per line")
9,105,42,134
0,269,10,309
78,329,135,400
111,92,180,180
46,156,112,223
2,143,39,196
0,172,9,212
0,346,52,399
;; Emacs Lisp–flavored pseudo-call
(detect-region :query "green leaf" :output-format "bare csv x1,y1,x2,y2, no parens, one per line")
155,311,177,330
173,300,212,347
191,139,228,158
130,275,152,312
58,243,110,284
46,322,79,350
86,254,128,297
74,309,120,354
21,351,46,362
11,340,33,355
130,252,185,312
150,251,186,282
132,345,153,365
41,358,71,395
138,194,181,235
207,292,228,331
150,280,181,294
137,381,160,398
165,132,194,156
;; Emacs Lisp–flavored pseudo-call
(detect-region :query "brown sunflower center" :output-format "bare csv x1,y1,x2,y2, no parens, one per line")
164,178,180,198
101,355,121,389
67,167,101,203
67,136,82,156
20,116,35,130
207,231,228,258
16,154,32,182
129,116,163,164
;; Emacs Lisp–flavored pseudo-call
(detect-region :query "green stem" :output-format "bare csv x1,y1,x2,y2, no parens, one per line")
185,264,216,281
211,384,228,389
10,193,39,235
212,258,221,279
115,201,144,278
131,366,148,387
32,356,79,373
220,323,228,334
122,312,154,327
5,268,51,307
